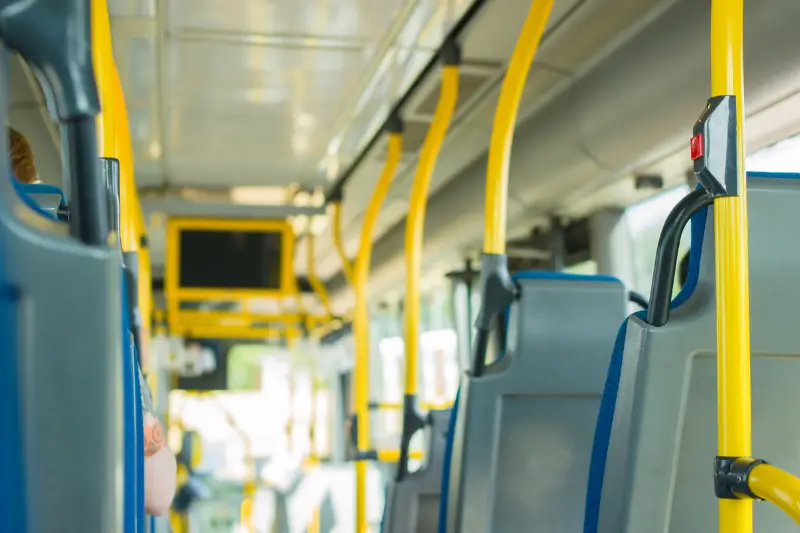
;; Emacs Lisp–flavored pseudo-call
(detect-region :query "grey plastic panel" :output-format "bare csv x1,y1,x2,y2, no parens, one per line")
0,50,123,533
382,409,451,533
446,276,626,532
597,178,800,532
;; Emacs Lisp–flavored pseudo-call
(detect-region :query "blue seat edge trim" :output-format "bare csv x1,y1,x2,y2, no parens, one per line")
437,387,460,533
582,197,708,533
0,282,26,533
512,270,622,284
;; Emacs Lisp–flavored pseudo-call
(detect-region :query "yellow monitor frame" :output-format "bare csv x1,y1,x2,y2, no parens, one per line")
166,217,296,303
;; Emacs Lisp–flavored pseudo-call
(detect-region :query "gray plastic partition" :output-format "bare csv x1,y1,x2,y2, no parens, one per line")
445,274,626,532
593,176,800,532
382,409,451,533
0,11,123,533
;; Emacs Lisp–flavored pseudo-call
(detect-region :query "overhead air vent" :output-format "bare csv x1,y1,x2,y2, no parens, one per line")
373,61,501,161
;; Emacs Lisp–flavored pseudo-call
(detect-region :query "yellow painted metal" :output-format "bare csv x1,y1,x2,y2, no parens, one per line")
113,71,139,252
354,132,403,533
748,464,800,525
403,65,459,396
136,201,153,363
376,449,424,462
172,324,299,341
332,201,355,286
307,233,334,317
176,310,302,326
91,0,116,158
709,0,752,531
169,509,188,533
165,217,296,328
307,507,321,533
168,308,331,342
483,0,555,255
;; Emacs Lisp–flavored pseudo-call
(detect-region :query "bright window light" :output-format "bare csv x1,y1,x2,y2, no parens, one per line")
748,134,800,172
230,186,288,205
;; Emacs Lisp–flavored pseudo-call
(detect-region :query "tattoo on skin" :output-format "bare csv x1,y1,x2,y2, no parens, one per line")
139,366,166,458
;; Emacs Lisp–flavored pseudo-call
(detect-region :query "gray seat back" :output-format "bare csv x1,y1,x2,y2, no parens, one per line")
446,274,626,532
0,41,122,533
597,176,800,532
382,409,451,533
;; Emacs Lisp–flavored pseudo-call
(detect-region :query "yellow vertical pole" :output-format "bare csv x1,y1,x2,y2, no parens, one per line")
354,130,403,533
710,0,751,532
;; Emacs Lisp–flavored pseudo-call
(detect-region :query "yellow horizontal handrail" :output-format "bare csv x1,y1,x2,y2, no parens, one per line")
377,449,424,462
171,324,300,341
748,464,800,524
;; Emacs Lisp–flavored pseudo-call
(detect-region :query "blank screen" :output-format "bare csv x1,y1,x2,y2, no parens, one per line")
178,229,283,290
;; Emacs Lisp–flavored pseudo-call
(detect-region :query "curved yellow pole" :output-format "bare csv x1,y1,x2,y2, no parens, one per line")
91,0,117,158
709,0,751,531
307,233,334,318
403,65,459,395
332,201,355,287
749,464,800,525
354,131,403,533
483,0,554,254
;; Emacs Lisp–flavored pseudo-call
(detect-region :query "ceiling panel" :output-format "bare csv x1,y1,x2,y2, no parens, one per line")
165,37,375,187
168,0,407,40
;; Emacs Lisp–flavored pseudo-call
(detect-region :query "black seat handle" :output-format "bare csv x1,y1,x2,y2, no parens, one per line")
646,188,713,327
0,0,107,245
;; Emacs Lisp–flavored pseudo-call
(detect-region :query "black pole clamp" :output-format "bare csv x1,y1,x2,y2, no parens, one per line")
395,394,427,481
472,253,516,377
354,450,379,461
714,456,767,500
692,95,739,197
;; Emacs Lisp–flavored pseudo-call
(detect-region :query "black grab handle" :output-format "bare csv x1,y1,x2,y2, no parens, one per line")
0,0,107,245
646,188,713,327
628,291,649,309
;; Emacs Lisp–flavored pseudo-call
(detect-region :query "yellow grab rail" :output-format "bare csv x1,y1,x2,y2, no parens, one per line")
748,463,800,524
91,0,116,158
483,0,554,255
701,0,800,527
113,70,139,253
377,449,424,463
709,0,752,531
403,60,459,397
471,0,554,380
136,200,153,361
353,126,403,533
395,51,459,481
332,201,355,286
307,232,334,318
